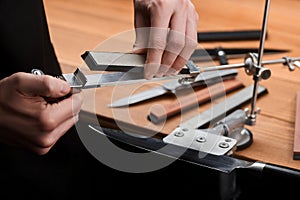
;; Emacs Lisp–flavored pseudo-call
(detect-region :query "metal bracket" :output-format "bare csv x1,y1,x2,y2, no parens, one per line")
163,127,237,156
61,68,88,88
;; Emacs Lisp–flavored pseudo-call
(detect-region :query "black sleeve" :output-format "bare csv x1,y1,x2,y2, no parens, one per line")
0,0,61,79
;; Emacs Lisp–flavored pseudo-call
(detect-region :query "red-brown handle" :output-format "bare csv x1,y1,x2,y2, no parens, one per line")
148,78,244,124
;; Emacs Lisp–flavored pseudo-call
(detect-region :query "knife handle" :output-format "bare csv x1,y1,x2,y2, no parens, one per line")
148,78,244,124
215,47,229,65
197,30,264,42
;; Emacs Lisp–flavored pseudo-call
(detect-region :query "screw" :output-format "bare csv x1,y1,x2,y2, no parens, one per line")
219,142,229,149
225,139,232,143
174,131,184,137
196,137,206,143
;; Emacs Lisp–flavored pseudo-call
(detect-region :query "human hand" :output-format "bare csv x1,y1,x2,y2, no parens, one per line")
133,0,199,79
0,72,83,155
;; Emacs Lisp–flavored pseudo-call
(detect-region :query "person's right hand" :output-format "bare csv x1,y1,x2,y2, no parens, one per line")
0,72,83,155
132,0,199,79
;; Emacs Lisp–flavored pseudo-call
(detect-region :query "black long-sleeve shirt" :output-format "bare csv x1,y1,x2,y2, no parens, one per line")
0,0,61,79
0,1,96,198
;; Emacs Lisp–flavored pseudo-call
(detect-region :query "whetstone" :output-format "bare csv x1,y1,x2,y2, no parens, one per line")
293,91,300,159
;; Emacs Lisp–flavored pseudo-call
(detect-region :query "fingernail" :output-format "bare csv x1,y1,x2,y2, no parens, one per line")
144,63,158,80
155,72,164,78
144,72,154,80
166,68,178,76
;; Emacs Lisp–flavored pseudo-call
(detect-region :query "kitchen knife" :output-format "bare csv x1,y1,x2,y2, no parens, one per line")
148,78,244,124
107,69,238,108
88,125,300,176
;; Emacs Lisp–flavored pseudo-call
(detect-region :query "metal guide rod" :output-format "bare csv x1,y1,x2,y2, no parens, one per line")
258,0,271,66
247,0,271,125
200,57,300,73
193,0,273,125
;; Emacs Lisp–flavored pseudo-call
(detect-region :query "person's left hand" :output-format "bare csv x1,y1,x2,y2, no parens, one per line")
0,72,83,155
132,0,199,79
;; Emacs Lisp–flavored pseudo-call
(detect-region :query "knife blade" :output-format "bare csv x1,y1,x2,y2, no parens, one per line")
107,69,238,108
86,125,267,174
62,70,184,88
88,125,300,176
87,125,249,173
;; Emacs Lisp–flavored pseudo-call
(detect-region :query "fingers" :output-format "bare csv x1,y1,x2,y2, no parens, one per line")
0,72,83,154
0,93,82,155
144,0,174,79
3,115,79,155
28,93,82,155
145,28,169,79
132,1,150,54
1,91,82,138
1,72,82,122
42,92,83,131
12,72,71,98
165,3,199,75
159,5,188,77
132,27,150,55
134,0,199,79
0,72,73,114
28,115,80,155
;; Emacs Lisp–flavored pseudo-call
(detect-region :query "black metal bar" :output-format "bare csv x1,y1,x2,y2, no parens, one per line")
197,30,264,42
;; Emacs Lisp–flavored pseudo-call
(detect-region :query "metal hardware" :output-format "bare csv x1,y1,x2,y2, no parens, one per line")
31,69,45,76
210,109,253,150
196,137,206,143
31,68,87,88
179,0,294,126
164,109,256,152
163,127,237,156
60,68,88,88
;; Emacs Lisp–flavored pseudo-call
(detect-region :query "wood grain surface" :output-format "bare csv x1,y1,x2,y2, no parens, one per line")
44,0,300,170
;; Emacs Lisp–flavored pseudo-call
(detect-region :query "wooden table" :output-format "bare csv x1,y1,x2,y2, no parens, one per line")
44,0,300,171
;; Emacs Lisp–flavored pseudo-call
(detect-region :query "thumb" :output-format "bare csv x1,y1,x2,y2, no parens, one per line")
14,73,71,98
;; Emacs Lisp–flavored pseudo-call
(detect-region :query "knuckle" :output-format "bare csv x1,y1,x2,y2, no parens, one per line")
32,131,57,151
149,36,167,50
168,38,185,52
10,73,23,88
185,38,198,49
148,48,164,58
37,136,55,149
37,111,57,132
180,0,189,9
149,0,165,10
31,146,51,155
41,76,54,94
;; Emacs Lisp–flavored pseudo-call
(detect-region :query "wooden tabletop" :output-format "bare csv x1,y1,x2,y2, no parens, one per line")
44,0,300,171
